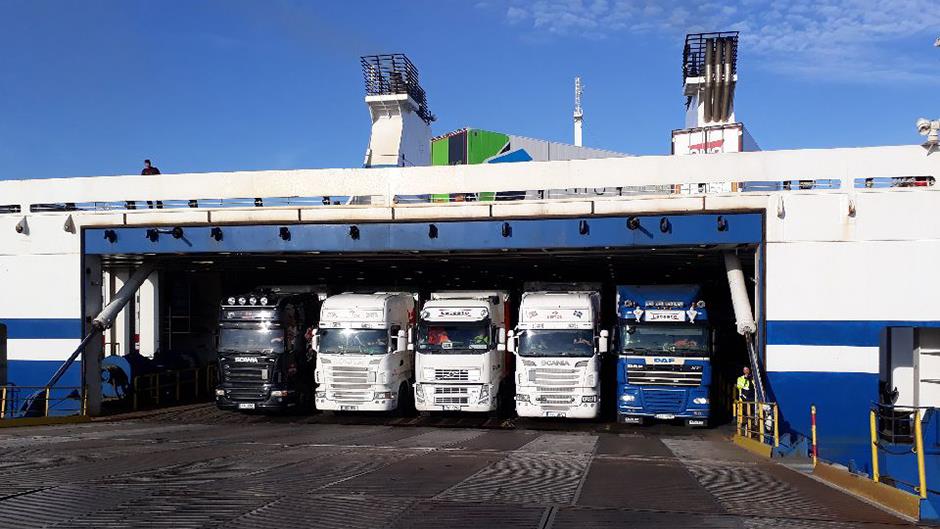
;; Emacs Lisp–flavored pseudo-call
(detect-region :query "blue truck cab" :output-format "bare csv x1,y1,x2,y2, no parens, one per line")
615,285,712,427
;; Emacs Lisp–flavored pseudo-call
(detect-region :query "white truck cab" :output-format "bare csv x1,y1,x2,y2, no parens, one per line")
413,291,511,413
313,292,415,412
509,289,608,419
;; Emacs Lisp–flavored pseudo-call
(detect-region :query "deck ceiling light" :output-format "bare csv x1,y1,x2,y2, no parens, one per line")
579,220,589,235
501,222,512,238
627,216,640,230
716,216,728,232
428,224,438,239
659,217,671,233
210,227,223,241
279,227,291,241
103,229,118,243
349,225,360,240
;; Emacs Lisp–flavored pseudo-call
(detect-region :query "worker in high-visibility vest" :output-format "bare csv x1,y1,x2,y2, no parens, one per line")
736,366,754,402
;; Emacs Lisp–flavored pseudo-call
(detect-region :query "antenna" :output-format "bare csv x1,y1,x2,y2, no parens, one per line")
573,76,583,147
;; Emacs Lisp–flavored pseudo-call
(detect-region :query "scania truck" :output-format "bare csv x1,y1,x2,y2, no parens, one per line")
509,286,607,419
615,284,712,427
313,292,415,412
413,291,511,414
216,286,324,412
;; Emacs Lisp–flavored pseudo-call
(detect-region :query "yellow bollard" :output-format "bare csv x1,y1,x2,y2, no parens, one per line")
44,387,50,417
915,409,927,499
758,403,765,444
736,400,743,436
870,409,880,483
773,404,779,448
1,386,6,419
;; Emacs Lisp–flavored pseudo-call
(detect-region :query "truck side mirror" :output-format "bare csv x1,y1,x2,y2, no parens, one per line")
311,330,320,352
397,329,406,351
598,329,609,354
407,327,414,351
507,330,516,353
498,328,507,344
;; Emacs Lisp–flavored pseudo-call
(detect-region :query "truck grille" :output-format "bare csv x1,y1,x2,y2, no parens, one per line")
641,389,686,413
220,356,274,386
326,366,371,403
433,386,469,405
530,368,582,410
627,365,703,387
225,387,268,401
434,369,469,382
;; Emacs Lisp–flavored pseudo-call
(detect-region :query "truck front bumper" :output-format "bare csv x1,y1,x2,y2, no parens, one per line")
215,388,300,412
414,383,494,413
515,390,600,419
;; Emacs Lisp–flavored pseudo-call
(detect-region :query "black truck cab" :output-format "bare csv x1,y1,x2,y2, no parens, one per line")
215,287,323,412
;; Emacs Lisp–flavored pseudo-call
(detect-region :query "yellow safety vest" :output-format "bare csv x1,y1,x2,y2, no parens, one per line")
736,375,751,392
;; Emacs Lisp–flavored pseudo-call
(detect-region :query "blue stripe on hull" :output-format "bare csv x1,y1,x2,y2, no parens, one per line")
766,371,878,473
767,320,940,347
1,318,83,339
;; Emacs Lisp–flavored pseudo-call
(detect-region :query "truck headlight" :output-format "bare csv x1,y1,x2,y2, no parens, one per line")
620,394,636,403
374,391,396,400
215,389,225,396
423,367,435,380
414,384,425,402
467,369,481,382
271,390,291,397
693,397,709,405
315,391,326,398
514,393,530,403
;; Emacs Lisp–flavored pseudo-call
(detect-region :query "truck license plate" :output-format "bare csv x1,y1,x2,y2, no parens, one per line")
654,413,675,420
443,405,461,411
238,403,256,410
340,405,358,411
544,411,566,418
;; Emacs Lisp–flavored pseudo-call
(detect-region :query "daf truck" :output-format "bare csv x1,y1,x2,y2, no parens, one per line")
312,292,415,412
215,286,324,412
413,291,511,414
509,286,607,419
615,284,712,427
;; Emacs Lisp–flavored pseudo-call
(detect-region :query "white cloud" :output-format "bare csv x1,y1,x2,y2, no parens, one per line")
500,0,940,83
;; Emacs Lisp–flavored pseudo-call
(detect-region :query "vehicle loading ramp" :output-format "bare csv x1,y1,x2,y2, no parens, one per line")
0,416,916,528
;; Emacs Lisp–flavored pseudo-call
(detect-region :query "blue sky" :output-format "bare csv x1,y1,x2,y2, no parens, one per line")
0,0,937,180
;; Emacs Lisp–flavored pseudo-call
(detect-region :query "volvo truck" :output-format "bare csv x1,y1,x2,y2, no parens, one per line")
509,286,607,419
615,284,712,427
215,287,324,412
313,292,415,412
413,291,511,414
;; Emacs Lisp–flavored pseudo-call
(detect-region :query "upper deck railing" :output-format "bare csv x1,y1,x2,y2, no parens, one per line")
0,146,937,217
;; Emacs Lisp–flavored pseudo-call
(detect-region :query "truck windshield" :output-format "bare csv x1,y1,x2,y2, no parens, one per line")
417,324,490,354
620,324,708,355
518,329,594,357
218,328,285,353
319,328,389,355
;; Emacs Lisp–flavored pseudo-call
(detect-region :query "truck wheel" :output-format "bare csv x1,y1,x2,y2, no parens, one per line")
397,382,415,417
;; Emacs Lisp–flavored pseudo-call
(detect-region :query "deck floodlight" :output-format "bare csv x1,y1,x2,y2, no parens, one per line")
279,227,291,241
501,222,512,238
349,225,360,240
627,216,640,230
171,227,184,239
660,217,671,233
579,220,589,235
428,224,438,239
146,228,159,242
210,227,223,241
103,229,118,243
716,216,728,231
